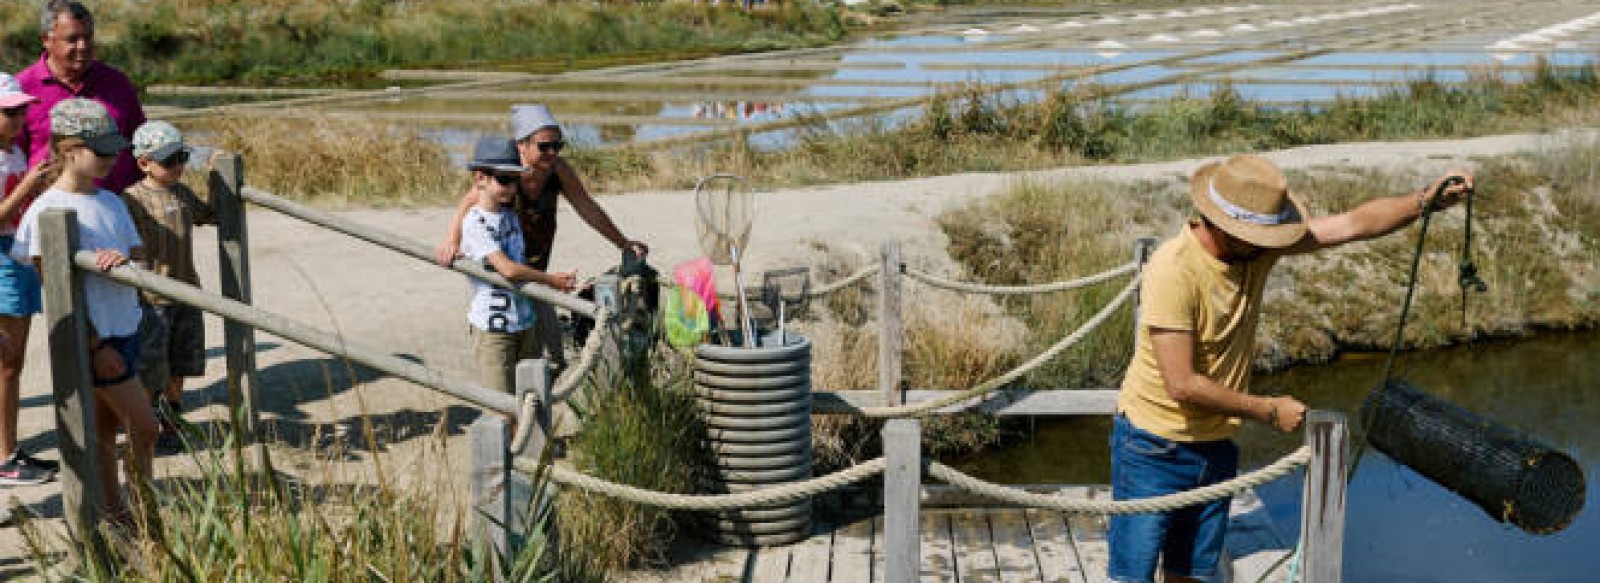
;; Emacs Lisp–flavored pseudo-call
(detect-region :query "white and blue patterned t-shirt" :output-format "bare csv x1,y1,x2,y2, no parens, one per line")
460,206,533,333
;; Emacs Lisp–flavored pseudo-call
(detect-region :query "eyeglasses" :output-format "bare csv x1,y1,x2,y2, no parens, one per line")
490,173,520,186
1,106,25,118
535,141,565,153
158,150,189,168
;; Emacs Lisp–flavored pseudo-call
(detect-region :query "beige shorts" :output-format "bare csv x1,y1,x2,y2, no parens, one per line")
470,326,538,394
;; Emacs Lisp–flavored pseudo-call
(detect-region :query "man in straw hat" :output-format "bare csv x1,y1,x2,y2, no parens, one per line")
1108,154,1474,583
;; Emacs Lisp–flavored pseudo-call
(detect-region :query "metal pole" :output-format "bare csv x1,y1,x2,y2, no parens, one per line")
39,210,110,571
1300,410,1350,583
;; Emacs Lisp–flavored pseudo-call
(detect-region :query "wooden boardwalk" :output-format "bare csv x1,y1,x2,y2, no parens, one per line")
619,488,1292,583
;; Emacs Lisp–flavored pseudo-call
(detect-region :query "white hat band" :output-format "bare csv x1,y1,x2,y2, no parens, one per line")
1209,178,1297,225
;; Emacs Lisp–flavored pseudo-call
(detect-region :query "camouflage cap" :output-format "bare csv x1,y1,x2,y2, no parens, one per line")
50,98,129,155
132,120,187,161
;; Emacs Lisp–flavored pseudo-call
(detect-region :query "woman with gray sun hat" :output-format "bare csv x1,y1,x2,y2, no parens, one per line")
436,104,648,367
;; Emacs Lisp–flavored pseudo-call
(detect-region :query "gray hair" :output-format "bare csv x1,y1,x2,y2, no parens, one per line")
40,0,94,39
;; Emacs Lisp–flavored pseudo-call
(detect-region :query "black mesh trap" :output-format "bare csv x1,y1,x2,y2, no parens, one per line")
1361,379,1586,534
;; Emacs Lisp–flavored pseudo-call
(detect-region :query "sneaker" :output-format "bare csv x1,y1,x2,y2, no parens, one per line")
11,450,60,473
0,455,54,486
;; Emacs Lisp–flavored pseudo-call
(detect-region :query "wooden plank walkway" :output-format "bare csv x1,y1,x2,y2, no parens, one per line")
619,488,1292,583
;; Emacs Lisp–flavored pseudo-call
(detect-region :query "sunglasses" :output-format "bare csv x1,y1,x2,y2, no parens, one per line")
489,173,520,186
1,106,25,118
534,141,565,153
158,150,190,168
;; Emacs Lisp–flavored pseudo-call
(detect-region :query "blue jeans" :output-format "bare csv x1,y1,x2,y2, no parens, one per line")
1108,414,1239,583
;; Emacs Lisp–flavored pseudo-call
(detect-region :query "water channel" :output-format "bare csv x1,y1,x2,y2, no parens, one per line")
955,331,1600,582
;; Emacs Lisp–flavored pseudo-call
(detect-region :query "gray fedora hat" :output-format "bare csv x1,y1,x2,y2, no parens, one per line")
467,137,528,173
511,104,561,141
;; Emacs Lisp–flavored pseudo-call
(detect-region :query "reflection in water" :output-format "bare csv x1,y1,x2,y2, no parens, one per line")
690,100,786,121
957,331,1600,582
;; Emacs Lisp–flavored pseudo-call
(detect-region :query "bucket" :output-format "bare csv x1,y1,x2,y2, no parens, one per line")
694,335,813,546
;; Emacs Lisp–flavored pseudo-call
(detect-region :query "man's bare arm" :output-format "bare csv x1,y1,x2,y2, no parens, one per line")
1290,170,1474,254
1150,327,1305,432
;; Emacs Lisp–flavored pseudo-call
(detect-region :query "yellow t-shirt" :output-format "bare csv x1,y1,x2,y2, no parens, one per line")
1118,224,1281,442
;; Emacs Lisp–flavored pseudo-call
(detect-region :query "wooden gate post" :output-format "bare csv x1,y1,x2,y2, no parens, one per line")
1130,237,1156,337
878,241,903,405
883,418,921,583
39,210,110,570
468,414,511,581
212,151,271,477
1300,410,1349,583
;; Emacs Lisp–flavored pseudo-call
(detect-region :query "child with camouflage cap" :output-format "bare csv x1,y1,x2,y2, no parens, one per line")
12,97,157,526
124,120,215,451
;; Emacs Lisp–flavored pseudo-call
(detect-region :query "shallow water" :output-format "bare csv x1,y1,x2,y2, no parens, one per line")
955,330,1600,582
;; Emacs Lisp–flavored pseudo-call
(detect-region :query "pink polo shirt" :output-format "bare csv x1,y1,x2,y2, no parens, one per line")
16,54,146,194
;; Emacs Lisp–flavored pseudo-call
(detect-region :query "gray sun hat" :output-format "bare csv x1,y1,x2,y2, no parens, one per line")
50,98,129,155
132,120,188,161
467,137,529,174
510,104,560,141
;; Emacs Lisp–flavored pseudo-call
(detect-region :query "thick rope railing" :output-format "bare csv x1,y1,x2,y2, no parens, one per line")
904,262,1137,295
927,446,1312,514
510,306,614,454
856,277,1139,418
809,265,880,297
512,446,1310,514
516,457,888,510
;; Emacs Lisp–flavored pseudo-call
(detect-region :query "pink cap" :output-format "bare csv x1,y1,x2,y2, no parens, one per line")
0,73,39,108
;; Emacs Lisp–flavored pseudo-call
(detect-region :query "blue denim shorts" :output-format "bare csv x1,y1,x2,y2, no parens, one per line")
0,236,42,317
1107,414,1239,583
93,334,141,388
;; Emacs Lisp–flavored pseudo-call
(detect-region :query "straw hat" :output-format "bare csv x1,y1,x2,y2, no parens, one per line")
1189,154,1309,248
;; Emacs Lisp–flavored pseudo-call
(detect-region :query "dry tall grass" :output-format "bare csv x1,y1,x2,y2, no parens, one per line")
203,115,462,206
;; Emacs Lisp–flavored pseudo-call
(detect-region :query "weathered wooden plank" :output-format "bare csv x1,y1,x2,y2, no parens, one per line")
1300,412,1349,583
786,521,836,583
752,544,793,582
1023,510,1086,583
1064,487,1111,583
918,512,957,582
213,153,270,476
923,484,1121,509
703,547,753,583
813,389,1119,417
878,241,903,405
467,417,510,580
883,419,921,583
950,509,1000,582
988,509,1044,583
832,517,875,583
39,210,109,570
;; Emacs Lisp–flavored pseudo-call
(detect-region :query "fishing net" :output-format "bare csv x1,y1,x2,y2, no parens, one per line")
695,174,753,266
1361,379,1586,534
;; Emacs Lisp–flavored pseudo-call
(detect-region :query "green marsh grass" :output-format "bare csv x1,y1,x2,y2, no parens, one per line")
16,428,565,582
0,0,846,86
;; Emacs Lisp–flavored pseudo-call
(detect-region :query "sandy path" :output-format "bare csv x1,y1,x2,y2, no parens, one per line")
0,129,1586,576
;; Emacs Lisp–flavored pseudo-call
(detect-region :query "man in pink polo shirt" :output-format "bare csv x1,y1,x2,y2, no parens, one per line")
17,0,145,193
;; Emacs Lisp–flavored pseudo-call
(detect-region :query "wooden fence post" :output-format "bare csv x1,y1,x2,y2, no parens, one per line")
211,151,270,477
1130,237,1155,338
878,241,903,405
468,415,511,581
1300,410,1349,583
39,210,110,570
511,359,553,534
883,418,921,583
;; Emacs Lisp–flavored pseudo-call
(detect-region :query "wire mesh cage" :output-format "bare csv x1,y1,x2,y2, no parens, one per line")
1361,378,1586,534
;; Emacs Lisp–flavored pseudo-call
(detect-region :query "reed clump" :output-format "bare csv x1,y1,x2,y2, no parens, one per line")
204,115,462,207
0,0,846,85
